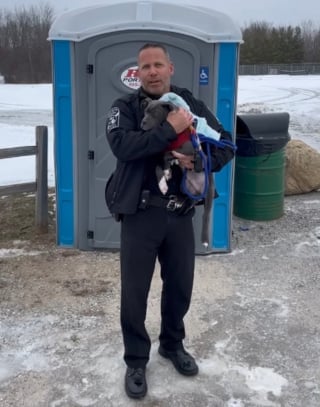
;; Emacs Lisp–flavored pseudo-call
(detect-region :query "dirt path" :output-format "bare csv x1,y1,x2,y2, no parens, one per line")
1,191,320,406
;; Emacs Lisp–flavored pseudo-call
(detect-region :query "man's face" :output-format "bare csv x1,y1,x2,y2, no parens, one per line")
137,47,174,96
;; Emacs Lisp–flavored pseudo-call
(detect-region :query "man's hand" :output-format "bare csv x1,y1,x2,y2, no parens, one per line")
166,108,193,134
171,151,194,170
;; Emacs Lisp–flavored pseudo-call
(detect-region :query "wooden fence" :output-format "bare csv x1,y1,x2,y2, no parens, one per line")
0,125,49,233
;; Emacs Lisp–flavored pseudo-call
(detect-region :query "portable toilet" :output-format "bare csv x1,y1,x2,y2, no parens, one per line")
48,0,242,254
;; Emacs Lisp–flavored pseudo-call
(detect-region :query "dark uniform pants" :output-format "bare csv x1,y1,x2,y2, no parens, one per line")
120,206,195,368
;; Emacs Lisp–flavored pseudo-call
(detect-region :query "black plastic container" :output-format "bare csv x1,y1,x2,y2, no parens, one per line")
236,112,290,157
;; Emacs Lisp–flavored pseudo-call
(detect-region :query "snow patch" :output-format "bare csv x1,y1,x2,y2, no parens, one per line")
0,248,43,258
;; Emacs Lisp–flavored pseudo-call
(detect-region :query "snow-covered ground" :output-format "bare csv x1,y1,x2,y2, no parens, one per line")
0,75,320,187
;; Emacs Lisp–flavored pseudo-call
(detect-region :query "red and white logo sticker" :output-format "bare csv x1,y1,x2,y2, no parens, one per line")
121,66,141,90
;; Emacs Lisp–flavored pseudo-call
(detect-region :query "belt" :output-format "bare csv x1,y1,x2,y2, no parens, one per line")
148,195,185,211
139,190,195,214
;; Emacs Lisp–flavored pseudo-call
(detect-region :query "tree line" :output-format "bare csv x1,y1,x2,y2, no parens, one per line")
0,4,319,83
241,21,320,64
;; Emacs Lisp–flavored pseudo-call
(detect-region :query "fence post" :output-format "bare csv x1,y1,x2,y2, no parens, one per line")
35,126,48,233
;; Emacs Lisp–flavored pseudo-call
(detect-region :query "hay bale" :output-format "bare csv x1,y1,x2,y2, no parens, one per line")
285,139,320,195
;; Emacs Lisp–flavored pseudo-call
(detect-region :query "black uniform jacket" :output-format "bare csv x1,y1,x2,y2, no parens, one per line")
105,85,235,217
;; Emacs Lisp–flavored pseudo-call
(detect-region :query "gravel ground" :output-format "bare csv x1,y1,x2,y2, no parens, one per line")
0,191,320,407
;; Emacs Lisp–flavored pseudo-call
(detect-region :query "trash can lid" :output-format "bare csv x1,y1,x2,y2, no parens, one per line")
48,0,242,43
236,113,291,156
237,113,290,139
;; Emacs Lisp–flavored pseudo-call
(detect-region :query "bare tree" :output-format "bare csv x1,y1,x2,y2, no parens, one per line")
300,20,320,63
0,3,53,83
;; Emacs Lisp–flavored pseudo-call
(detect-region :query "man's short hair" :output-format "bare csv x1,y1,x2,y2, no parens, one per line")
138,43,171,61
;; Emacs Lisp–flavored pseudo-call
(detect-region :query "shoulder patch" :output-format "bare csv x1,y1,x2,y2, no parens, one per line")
107,107,120,132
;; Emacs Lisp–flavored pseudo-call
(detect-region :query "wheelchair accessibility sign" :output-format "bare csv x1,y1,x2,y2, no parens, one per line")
199,67,209,85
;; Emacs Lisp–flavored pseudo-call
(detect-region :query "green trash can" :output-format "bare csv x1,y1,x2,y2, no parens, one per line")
233,113,290,221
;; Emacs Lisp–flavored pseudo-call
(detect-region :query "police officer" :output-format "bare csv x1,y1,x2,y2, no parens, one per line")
106,43,234,399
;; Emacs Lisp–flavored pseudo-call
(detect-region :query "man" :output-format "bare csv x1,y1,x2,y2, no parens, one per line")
105,43,234,399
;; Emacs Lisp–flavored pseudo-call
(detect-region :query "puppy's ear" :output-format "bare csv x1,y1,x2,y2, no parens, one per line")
141,97,153,110
160,102,176,112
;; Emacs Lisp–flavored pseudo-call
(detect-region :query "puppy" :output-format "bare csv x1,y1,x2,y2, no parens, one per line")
141,98,215,248
141,99,195,193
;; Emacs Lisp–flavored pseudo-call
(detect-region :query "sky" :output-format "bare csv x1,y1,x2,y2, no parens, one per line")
0,0,320,27
0,74,320,187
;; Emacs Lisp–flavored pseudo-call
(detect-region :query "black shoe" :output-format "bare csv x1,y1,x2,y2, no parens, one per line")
158,345,199,376
125,367,147,399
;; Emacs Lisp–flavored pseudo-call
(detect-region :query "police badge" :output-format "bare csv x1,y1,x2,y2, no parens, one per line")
107,107,120,132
